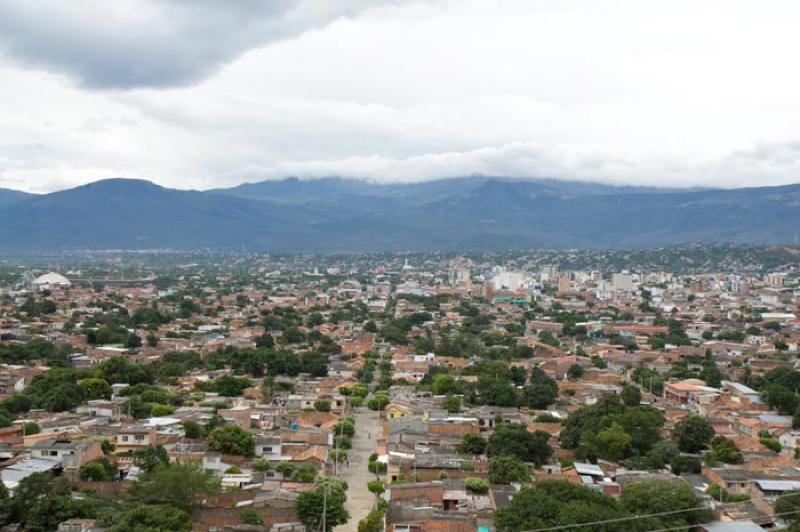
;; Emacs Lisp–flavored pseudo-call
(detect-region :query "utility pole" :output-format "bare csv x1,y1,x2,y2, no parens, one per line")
333,413,341,476
321,481,328,532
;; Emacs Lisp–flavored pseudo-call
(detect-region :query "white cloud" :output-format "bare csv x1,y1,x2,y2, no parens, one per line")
1,0,800,192
0,0,394,88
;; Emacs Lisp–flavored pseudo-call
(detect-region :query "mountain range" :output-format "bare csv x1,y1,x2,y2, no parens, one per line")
0,176,797,252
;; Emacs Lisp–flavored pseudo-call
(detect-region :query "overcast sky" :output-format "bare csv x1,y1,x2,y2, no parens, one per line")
1,0,799,193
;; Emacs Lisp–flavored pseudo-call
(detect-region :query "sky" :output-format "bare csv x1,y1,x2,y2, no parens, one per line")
1,0,800,193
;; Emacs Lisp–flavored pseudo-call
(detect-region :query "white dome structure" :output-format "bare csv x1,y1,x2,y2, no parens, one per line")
32,272,71,289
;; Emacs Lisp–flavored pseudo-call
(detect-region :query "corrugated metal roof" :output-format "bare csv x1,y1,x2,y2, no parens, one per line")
755,479,800,492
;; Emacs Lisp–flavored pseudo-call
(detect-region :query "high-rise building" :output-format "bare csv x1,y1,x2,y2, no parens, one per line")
612,272,634,293
557,275,572,293
764,272,786,288
541,265,559,282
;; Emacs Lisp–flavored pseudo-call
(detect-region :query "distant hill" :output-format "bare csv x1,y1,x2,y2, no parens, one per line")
0,188,33,209
0,179,317,251
1,176,798,252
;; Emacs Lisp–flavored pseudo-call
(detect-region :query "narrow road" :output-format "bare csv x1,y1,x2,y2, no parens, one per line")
335,405,381,531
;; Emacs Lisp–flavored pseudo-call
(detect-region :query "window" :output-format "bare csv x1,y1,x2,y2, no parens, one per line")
135,435,144,442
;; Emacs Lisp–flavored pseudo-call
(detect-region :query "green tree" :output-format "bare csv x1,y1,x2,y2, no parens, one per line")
594,423,632,462
128,462,220,513
616,406,664,456
567,364,584,380
151,403,174,417
80,462,106,481
101,439,115,454
126,333,143,349
701,362,723,388
251,459,271,471
488,455,530,484
367,393,389,411
673,414,714,453
620,384,642,406
281,326,307,344
241,507,264,526
774,489,800,528
255,332,274,348
358,508,384,532
707,436,744,464
109,503,192,532
477,375,518,407
80,378,112,400
350,396,364,407
494,480,622,532
12,472,71,525
520,368,558,409
182,420,203,439
670,454,702,475
100,357,153,385
465,477,490,494
0,482,11,526
133,445,170,473
457,433,488,455
431,373,460,395
291,464,318,483
207,425,255,457
295,477,349,532
207,374,252,396
79,458,118,481
488,424,552,466
763,384,799,415
367,480,385,496
146,332,159,347
336,417,356,438
619,480,712,530
442,394,461,413
24,493,96,532
314,399,332,412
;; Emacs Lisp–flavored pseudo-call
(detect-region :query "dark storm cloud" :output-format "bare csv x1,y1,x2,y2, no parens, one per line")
0,0,382,89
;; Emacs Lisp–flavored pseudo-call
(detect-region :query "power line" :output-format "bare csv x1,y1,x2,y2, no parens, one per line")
518,488,800,532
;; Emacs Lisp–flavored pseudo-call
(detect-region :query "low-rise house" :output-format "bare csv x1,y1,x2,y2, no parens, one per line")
1,457,60,491
30,438,104,470
76,400,122,419
664,378,719,405
116,424,158,452
217,406,252,429
254,435,287,461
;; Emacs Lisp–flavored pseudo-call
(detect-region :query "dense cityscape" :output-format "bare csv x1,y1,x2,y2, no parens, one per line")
2,1,800,530
0,248,795,530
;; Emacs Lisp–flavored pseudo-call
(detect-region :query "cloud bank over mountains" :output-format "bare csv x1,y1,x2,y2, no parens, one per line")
1,0,799,192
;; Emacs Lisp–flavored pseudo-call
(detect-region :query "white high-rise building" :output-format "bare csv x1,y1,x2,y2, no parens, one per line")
493,270,525,291
612,272,634,293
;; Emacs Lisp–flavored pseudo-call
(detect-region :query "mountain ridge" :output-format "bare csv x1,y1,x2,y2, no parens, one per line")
0,176,797,252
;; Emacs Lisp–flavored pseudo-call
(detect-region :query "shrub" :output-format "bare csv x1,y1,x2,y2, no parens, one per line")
465,477,489,494
314,399,331,412
251,459,270,471
79,457,118,481
367,480,385,495
368,461,386,475
241,507,264,525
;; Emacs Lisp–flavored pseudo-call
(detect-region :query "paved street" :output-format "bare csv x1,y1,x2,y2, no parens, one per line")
335,406,381,531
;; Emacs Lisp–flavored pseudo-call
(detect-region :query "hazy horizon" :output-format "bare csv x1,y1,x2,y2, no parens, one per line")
0,173,784,196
